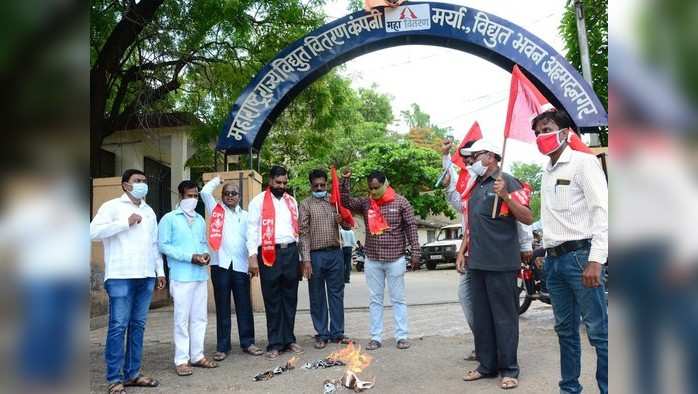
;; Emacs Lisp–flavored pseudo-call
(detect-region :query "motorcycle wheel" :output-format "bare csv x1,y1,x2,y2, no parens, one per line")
517,278,532,315
356,262,364,272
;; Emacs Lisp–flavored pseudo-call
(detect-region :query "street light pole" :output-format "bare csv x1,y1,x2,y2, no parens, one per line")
571,0,600,146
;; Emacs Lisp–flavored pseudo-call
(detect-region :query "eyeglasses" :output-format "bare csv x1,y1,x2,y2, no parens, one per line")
223,191,239,197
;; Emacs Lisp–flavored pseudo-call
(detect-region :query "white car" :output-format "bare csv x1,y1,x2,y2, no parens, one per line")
420,224,463,270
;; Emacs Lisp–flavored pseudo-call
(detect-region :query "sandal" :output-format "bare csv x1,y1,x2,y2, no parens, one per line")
396,339,411,350
463,370,486,381
107,383,126,394
265,350,280,360
366,340,382,351
191,357,219,368
175,363,193,376
124,374,159,387
501,377,519,389
243,344,264,356
213,351,228,362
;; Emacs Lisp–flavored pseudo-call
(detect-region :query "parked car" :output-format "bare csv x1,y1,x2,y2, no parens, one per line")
420,224,463,270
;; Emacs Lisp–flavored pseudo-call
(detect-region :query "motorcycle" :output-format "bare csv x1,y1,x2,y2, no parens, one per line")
518,255,609,315
352,247,366,272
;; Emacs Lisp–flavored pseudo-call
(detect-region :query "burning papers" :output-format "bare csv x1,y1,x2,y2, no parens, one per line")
252,356,299,382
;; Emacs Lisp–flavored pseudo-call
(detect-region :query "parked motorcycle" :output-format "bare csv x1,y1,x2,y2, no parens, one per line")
352,247,366,272
518,256,609,315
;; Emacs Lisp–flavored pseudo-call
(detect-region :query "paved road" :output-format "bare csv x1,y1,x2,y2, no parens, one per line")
90,269,600,393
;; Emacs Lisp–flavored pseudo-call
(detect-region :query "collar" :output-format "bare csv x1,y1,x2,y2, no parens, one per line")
478,168,501,183
119,193,145,208
174,207,200,219
221,202,241,214
545,145,573,172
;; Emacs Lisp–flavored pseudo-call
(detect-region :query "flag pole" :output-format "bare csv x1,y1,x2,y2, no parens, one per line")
490,137,509,219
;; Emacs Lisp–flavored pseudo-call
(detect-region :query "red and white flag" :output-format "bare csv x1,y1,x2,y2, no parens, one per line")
451,121,483,170
330,166,356,228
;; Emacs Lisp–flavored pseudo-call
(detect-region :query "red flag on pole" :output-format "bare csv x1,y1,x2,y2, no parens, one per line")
503,65,554,143
451,121,483,170
330,166,355,228
503,64,593,153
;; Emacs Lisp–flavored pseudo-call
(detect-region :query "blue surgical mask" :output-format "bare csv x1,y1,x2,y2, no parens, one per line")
312,191,327,199
130,183,148,199
469,160,488,177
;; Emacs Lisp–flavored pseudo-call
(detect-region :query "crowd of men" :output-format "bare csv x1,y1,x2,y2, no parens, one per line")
90,109,607,394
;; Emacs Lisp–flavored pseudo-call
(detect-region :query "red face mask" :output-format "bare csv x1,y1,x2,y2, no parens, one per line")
536,129,566,155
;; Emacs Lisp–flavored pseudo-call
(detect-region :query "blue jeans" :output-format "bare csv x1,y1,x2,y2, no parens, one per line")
308,248,345,340
104,278,155,384
545,248,608,394
365,257,408,342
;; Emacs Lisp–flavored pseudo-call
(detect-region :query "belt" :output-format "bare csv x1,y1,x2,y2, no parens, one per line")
546,239,591,257
276,242,296,249
312,245,340,252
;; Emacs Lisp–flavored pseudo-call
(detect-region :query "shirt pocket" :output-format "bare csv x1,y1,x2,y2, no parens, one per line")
549,184,571,211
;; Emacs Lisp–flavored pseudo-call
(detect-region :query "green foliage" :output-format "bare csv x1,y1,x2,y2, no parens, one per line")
348,141,455,219
401,103,451,150
510,161,543,221
559,0,608,145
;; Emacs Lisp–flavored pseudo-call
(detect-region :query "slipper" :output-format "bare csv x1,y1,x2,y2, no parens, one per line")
463,370,486,381
175,363,193,376
124,374,159,387
501,377,519,389
243,344,264,356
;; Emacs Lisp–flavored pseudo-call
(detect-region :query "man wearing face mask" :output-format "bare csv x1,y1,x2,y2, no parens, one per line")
299,169,353,350
90,169,166,392
460,140,533,390
158,180,217,376
246,165,304,360
439,140,533,363
341,169,421,351
201,176,263,361
531,110,608,394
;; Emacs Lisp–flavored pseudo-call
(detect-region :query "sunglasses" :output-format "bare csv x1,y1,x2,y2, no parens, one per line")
223,191,239,197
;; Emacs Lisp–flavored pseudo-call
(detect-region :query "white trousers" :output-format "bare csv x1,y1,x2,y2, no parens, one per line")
170,280,208,365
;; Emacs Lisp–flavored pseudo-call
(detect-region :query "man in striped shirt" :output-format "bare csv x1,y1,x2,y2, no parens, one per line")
532,110,608,394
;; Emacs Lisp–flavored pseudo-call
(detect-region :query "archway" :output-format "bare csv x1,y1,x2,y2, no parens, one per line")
216,2,607,154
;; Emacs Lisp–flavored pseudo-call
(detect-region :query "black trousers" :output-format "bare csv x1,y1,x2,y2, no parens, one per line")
258,243,300,351
210,265,255,353
470,269,520,378
342,247,353,283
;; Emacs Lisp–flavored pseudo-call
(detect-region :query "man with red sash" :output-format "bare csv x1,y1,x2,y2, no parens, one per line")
246,166,304,360
341,169,420,351
201,176,263,362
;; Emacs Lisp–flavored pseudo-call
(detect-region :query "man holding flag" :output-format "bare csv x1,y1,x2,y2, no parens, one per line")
299,168,353,350
461,139,533,390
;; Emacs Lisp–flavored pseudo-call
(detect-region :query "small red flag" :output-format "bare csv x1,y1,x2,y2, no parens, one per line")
330,166,356,228
451,121,483,170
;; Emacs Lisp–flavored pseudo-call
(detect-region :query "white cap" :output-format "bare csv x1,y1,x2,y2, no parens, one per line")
468,139,502,156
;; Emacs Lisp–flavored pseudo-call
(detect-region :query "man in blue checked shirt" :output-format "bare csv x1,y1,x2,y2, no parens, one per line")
158,180,218,376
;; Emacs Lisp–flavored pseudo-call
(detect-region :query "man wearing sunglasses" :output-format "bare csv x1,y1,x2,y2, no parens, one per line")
201,176,263,361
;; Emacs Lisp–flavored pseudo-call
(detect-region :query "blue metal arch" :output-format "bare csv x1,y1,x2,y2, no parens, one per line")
217,2,607,154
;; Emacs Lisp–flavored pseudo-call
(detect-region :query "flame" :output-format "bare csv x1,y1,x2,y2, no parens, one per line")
328,342,373,374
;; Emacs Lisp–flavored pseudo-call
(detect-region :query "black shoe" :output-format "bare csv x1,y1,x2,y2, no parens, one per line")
314,337,328,349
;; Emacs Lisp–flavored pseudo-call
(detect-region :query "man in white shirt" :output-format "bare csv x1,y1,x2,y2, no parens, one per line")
246,166,304,360
532,110,608,394
201,176,263,361
90,169,165,393
340,228,356,284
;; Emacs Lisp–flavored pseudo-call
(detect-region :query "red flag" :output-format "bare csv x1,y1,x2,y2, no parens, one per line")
330,166,356,228
503,65,554,143
504,65,593,153
499,182,532,217
451,121,483,170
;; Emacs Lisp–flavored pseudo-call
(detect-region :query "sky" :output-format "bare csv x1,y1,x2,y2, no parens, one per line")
322,0,572,169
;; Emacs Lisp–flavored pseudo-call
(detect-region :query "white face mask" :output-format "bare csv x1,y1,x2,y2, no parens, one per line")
469,160,488,176
129,183,148,200
180,198,198,216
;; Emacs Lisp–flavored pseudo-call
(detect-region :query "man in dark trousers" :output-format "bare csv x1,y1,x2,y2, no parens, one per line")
461,140,533,390
299,169,352,349
246,166,304,360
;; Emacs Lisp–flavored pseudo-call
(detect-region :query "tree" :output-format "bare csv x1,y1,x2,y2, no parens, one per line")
347,140,455,219
559,0,608,146
401,103,452,150
510,161,543,221
90,0,327,177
